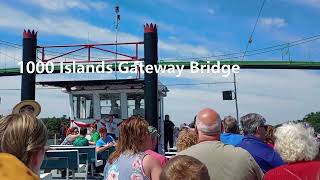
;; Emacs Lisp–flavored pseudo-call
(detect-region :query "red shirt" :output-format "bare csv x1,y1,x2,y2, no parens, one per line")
264,161,320,180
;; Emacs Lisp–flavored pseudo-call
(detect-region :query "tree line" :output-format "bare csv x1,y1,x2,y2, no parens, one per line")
1,111,319,136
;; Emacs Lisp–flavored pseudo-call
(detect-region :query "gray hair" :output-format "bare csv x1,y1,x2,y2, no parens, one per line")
196,116,221,135
240,113,266,135
274,123,319,163
222,116,239,134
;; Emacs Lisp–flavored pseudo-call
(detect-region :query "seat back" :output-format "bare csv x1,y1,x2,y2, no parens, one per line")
41,150,79,170
50,146,96,164
97,146,116,160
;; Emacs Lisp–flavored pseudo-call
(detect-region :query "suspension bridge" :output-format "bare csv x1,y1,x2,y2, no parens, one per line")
1,60,320,77
0,31,320,77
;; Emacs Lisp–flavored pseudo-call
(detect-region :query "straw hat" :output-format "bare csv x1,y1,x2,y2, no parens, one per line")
12,100,41,117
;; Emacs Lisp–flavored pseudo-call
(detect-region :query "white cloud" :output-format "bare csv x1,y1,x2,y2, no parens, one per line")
126,14,211,56
285,0,320,9
260,17,287,28
0,4,211,58
168,36,178,41
159,41,210,57
1,70,320,126
0,4,137,43
0,47,21,67
29,0,108,11
0,4,138,43
126,14,177,34
160,69,320,126
0,76,69,117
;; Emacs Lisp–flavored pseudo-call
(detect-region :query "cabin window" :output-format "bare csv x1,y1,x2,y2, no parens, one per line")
100,93,121,119
127,93,145,118
73,94,93,119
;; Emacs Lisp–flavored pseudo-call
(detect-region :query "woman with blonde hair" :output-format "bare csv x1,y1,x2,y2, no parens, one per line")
160,155,210,180
176,128,198,152
104,116,162,180
0,113,48,180
265,123,320,179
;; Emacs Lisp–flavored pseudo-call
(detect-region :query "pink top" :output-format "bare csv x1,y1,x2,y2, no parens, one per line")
145,150,168,168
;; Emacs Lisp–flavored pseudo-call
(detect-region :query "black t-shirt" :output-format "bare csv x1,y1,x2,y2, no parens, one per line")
164,120,175,135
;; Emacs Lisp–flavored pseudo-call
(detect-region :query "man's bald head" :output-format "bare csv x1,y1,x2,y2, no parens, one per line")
196,108,221,136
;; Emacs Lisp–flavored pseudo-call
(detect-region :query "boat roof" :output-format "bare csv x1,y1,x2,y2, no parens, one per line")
37,79,145,87
37,78,169,95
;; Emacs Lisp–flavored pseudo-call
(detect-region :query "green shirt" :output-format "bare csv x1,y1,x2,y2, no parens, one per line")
73,136,89,146
90,131,100,143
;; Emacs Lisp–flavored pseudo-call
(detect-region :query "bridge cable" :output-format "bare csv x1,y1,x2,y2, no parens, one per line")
242,0,267,60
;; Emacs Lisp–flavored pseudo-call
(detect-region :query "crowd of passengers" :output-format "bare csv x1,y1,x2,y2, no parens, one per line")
0,100,319,180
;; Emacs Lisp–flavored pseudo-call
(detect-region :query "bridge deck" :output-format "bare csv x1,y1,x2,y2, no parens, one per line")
1,60,320,76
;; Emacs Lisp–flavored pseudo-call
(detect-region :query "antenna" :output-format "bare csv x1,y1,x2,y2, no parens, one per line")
87,32,90,44
115,5,120,79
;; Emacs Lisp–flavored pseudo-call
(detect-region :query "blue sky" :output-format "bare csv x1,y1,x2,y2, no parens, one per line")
0,0,320,126
1,0,320,60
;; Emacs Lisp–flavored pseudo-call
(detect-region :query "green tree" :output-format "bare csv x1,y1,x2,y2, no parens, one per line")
303,112,320,133
41,115,69,138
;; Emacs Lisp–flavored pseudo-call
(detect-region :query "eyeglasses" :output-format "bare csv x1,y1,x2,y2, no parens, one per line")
259,125,268,131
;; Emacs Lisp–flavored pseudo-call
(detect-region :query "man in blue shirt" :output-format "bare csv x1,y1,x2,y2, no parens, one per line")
236,113,284,173
95,127,116,174
220,115,243,146
96,127,116,153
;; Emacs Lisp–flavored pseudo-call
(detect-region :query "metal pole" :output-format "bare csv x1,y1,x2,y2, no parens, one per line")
144,23,158,129
233,73,239,122
115,6,120,79
115,27,118,79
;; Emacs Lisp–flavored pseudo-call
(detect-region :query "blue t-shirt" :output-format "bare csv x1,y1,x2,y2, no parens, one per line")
96,135,115,147
236,135,284,173
220,133,244,146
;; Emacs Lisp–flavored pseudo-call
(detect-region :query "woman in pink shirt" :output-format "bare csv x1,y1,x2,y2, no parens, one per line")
145,126,168,167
